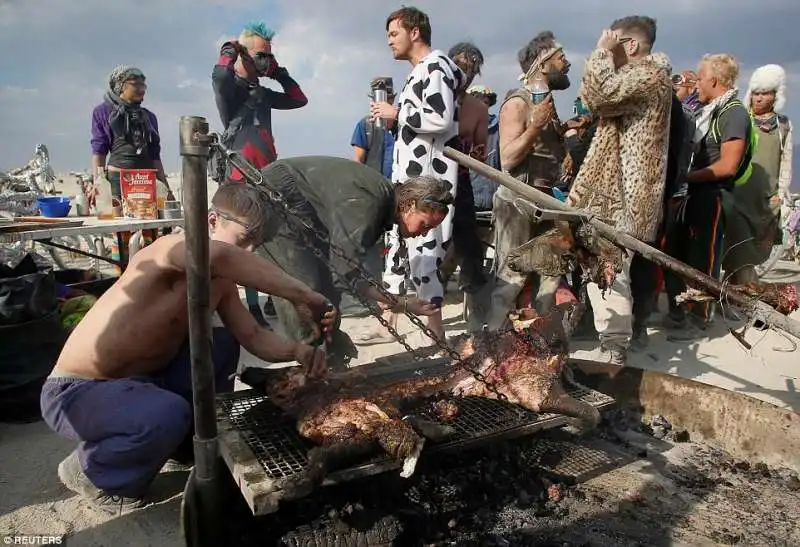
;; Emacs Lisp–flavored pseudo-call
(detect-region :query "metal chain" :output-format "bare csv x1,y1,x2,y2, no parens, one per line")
206,136,513,402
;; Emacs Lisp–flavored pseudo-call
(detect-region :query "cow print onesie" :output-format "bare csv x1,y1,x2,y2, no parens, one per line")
383,49,464,305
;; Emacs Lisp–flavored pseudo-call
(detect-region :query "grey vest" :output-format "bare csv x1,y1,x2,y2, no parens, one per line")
501,89,566,188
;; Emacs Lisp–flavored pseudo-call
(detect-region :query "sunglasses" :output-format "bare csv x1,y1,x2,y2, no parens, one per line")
212,209,259,238
671,74,696,87
125,79,147,89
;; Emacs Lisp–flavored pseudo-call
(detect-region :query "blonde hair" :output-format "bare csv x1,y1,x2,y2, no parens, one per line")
699,54,739,89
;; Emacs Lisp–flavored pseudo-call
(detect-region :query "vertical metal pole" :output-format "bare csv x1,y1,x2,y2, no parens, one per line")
178,116,218,483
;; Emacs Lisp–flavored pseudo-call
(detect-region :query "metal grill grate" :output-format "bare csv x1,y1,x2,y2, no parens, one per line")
219,396,314,479
524,437,632,482
217,383,614,483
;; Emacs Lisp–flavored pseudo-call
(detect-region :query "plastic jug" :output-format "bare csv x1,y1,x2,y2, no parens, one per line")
156,180,169,212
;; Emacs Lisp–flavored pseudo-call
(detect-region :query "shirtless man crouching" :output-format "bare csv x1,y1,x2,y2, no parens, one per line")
40,183,336,515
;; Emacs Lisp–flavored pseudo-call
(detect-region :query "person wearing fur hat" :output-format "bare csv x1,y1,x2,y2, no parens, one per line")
744,64,794,264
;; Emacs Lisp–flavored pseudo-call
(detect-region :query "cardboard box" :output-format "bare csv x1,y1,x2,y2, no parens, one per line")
120,169,158,220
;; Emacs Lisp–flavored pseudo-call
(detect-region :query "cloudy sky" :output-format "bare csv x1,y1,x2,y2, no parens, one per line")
1,0,798,174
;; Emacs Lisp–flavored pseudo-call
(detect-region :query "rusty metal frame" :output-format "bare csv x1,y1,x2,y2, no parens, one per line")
215,355,615,517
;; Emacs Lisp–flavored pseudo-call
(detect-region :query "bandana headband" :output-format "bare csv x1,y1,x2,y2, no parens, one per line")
518,43,563,85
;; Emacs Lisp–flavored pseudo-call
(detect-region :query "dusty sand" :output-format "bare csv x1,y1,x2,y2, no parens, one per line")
2,175,800,545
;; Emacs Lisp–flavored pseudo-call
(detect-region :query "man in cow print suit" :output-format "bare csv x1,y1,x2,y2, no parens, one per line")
371,6,464,343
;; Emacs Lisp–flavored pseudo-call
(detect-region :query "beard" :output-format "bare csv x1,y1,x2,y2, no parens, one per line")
546,70,571,91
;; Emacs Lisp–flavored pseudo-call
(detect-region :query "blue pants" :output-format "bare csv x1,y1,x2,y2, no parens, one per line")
40,328,240,497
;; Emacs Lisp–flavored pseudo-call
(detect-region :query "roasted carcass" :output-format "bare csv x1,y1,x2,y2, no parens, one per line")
441,306,601,427
263,367,428,482
505,215,625,291
243,302,598,487
677,282,799,316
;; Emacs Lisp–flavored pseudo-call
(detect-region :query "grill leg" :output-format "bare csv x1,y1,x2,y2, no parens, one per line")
179,115,222,546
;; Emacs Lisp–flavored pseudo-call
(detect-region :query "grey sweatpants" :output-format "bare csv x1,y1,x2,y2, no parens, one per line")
486,186,561,330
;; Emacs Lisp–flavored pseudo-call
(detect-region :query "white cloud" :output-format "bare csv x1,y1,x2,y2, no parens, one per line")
0,0,798,174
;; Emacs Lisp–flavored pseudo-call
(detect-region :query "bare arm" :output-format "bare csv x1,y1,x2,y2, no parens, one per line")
352,146,367,163
159,235,313,305
217,284,301,362
687,107,751,184
152,159,169,184
157,234,336,339
499,97,550,170
474,103,489,161
686,139,746,183
91,154,106,173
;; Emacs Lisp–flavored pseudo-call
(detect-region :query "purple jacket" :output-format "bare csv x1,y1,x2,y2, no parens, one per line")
90,101,162,163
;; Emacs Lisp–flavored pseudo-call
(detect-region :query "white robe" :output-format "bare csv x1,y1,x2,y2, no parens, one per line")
383,49,463,304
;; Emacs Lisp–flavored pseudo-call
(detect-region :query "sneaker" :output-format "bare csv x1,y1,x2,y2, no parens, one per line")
596,343,626,378
663,316,704,342
162,459,194,473
599,343,627,366
58,451,146,516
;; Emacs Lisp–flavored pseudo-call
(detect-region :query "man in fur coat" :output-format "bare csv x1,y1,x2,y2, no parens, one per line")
566,16,672,367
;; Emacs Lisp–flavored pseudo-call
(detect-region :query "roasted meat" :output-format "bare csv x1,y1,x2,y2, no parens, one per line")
444,319,601,427
505,215,625,291
254,367,427,482
677,282,799,316
298,397,424,479
245,302,598,487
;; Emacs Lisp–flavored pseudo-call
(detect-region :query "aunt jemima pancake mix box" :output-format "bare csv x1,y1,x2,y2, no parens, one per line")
120,169,157,220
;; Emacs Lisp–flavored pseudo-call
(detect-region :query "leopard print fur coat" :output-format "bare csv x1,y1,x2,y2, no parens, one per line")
566,49,673,242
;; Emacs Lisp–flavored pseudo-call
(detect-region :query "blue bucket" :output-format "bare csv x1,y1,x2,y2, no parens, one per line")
37,197,72,218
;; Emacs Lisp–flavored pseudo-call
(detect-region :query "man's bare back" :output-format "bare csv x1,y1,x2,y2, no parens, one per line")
55,234,235,379
458,94,489,158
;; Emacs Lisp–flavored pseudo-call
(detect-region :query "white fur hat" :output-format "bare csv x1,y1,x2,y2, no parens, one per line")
745,64,787,112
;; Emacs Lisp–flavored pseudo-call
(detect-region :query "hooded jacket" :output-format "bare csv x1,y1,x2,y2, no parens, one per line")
566,49,673,242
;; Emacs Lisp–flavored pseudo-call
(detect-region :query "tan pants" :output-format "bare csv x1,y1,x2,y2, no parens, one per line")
586,252,634,349
486,186,560,330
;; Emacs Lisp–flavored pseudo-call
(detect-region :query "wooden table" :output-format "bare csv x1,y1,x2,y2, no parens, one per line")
1,216,186,271
0,216,184,244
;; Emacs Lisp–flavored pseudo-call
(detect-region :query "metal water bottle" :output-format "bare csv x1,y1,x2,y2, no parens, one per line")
373,88,388,129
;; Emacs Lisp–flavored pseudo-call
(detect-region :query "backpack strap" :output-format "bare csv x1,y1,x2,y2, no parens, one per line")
710,99,758,187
